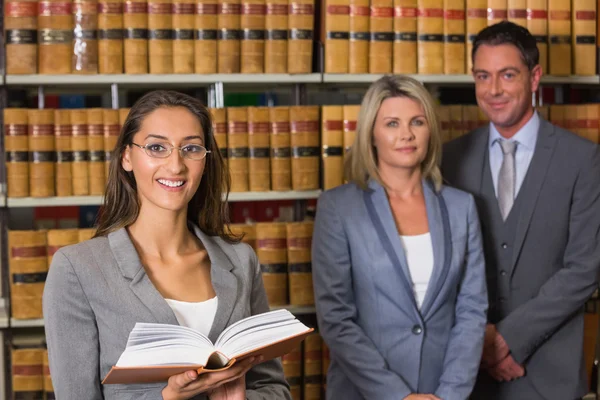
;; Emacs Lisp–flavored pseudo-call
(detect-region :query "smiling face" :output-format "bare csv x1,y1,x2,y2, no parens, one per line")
121,106,207,215
373,96,430,173
472,43,542,137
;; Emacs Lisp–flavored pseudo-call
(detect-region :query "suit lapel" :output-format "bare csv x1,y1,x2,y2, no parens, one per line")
109,228,179,326
510,119,557,274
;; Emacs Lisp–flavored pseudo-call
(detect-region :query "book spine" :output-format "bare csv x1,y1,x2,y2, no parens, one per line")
370,0,394,73
98,0,125,74
4,108,30,198
302,332,323,400
527,0,547,71
54,109,74,197
71,109,90,196
587,104,599,143
248,107,271,191
508,0,527,27
342,105,359,156
47,229,79,266
393,0,418,74
210,108,228,166
5,0,38,74
241,0,266,73
265,0,288,73
12,348,45,399
572,0,596,75
28,109,56,198
229,223,257,249
256,222,288,306
43,349,55,399
289,106,320,191
227,107,249,192
443,0,465,74
349,0,370,73
321,106,344,191
438,105,451,143
148,0,173,73
287,0,314,73
195,1,218,73
72,0,100,74
79,227,97,241
38,0,74,74
8,230,48,319
487,0,507,25
103,109,120,177
548,0,572,75
417,0,444,74
173,0,195,73
448,104,462,140
218,0,242,73
123,0,149,73
325,0,350,73
466,0,487,72
550,104,563,128
269,107,292,191
286,221,314,306
282,344,302,399
88,108,106,195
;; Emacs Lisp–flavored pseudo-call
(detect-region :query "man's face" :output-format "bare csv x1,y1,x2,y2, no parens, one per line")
472,43,542,136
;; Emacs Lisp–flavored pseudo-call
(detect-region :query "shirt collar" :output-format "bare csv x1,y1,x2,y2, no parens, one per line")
489,111,540,151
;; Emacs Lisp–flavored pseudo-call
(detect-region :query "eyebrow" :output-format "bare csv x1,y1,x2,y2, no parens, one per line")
145,134,204,142
473,67,520,74
382,115,426,120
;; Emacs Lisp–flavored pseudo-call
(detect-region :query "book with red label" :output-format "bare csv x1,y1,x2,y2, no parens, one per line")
102,309,313,384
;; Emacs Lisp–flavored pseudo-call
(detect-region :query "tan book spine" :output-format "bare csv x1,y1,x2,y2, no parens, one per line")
487,0,507,25
12,348,44,398
43,349,55,399
248,107,271,191
88,108,106,195
466,0,487,72
321,106,344,190
218,0,242,73
342,105,359,156
527,0,548,72
38,0,74,74
287,221,314,306
349,0,370,73
417,0,444,74
78,227,97,241
588,104,600,143
173,0,195,73
229,223,256,249
443,0,465,74
28,110,55,197
9,230,48,319
448,104,462,139
508,0,527,26
71,109,90,196
288,0,314,73
256,222,288,306
119,108,131,125
282,344,302,400
302,333,322,400
290,106,320,190
5,0,38,74
265,0,288,73
548,0,572,75
393,0,418,74
564,104,576,133
195,1,218,73
98,0,124,74
477,107,488,127
72,0,100,73
577,104,587,138
241,0,266,73
123,0,149,73
438,105,451,142
210,108,228,166
324,0,350,73
4,109,30,198
463,105,479,133
370,0,394,73
148,0,173,73
572,0,596,75
227,107,249,192
549,104,563,127
47,228,79,266
103,109,120,178
54,109,73,197
269,107,292,191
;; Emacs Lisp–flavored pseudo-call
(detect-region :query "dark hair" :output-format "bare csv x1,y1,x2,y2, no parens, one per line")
94,90,240,243
472,21,539,70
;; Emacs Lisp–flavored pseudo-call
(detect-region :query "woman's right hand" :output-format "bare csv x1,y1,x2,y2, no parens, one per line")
161,357,256,400
403,395,442,400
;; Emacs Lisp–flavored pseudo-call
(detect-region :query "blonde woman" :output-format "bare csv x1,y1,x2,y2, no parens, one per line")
312,75,488,400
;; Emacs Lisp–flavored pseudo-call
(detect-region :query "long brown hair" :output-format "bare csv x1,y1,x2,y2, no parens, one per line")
94,90,239,243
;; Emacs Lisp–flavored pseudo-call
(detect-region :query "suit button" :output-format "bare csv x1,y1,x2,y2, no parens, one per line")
412,325,423,335
501,243,508,249
500,270,507,276
499,297,506,303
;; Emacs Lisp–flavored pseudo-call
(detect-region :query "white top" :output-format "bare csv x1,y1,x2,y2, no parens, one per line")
165,296,218,337
399,233,434,310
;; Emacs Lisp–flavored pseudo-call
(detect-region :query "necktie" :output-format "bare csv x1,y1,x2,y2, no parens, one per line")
498,139,517,220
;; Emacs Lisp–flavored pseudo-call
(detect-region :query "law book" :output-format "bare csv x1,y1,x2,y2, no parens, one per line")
443,0,465,74
173,0,195,73
72,0,100,74
195,1,218,73
508,0,527,27
324,0,350,73
98,0,124,74
393,0,418,74
123,0,149,73
321,105,344,190
370,0,394,73
349,0,370,73
148,0,174,73
218,0,242,73
241,0,267,73
265,0,288,73
102,309,313,385
466,0,487,72
38,0,73,74
417,0,444,74
288,0,314,73
527,0,548,72
487,0,507,25
548,0,572,75
5,0,38,74
572,0,596,75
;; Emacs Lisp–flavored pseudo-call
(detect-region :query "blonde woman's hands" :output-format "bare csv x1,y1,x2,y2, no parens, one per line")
161,357,259,400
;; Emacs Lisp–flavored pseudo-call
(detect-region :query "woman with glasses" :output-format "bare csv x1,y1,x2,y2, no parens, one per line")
42,90,291,400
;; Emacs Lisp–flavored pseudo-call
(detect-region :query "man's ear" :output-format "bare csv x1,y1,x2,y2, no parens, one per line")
530,64,543,92
122,145,133,172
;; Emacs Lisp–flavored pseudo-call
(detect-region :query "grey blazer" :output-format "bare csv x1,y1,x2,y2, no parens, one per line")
312,179,488,400
442,118,600,400
42,224,291,400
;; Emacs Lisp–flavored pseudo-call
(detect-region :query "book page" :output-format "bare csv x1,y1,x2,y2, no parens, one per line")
216,309,295,346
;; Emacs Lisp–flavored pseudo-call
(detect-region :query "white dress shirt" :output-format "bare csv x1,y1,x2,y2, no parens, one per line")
399,233,434,310
165,296,218,337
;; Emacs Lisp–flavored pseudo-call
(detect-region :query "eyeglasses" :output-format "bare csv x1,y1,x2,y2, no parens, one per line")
131,142,211,160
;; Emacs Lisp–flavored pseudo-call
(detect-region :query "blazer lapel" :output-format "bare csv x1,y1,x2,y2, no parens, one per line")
191,226,239,344
510,119,557,274
108,228,179,325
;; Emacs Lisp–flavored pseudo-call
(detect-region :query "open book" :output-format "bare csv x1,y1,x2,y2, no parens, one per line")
102,309,313,385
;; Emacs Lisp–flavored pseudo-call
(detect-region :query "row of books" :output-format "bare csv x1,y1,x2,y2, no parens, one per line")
323,0,597,76
283,331,329,400
5,0,316,75
11,346,54,400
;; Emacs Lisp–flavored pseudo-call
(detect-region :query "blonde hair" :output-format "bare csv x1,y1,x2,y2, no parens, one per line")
345,75,443,192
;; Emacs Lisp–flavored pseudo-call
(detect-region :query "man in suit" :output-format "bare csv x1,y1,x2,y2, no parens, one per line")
442,21,600,400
